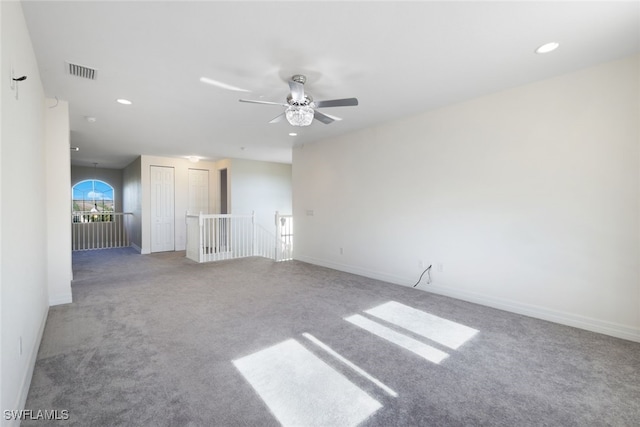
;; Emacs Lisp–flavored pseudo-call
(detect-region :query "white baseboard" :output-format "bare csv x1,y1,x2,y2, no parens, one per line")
130,243,142,253
424,283,640,343
295,255,415,287
49,292,72,306
8,304,49,427
295,255,640,343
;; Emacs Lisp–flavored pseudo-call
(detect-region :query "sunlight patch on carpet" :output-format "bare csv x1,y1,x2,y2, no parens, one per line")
233,339,381,426
365,301,479,349
302,332,398,397
345,315,449,364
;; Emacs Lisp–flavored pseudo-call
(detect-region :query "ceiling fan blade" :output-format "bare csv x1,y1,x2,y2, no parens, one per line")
313,110,336,124
200,77,251,93
269,113,285,124
239,99,288,107
322,112,342,121
288,79,305,102
315,98,359,108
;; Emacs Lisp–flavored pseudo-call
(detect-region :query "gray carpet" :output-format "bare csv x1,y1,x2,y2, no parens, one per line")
24,248,640,426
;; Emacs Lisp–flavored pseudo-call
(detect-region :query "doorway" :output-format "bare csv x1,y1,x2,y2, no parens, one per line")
219,168,228,214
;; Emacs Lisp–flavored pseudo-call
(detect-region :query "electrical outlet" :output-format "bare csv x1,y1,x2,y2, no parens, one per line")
339,247,344,255
437,263,444,272
19,336,23,356
419,260,424,269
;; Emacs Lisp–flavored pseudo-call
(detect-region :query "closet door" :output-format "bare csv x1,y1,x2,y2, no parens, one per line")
150,166,175,252
188,169,209,214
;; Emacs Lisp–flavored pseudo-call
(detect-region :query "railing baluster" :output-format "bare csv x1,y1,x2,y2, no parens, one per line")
184,212,292,263
71,212,132,251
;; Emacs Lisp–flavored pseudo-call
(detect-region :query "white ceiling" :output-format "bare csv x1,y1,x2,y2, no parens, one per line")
21,1,640,169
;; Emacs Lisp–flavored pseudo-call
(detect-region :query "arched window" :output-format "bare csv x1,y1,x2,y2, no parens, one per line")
72,180,115,222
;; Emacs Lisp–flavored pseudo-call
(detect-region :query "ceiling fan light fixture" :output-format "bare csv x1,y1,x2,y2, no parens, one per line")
285,106,314,126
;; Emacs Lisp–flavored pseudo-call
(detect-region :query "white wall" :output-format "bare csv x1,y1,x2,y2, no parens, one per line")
1,0,50,421
45,99,72,305
229,159,292,231
0,0,4,417
293,55,640,342
123,156,142,251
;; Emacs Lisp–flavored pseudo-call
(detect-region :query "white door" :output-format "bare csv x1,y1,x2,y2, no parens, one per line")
150,166,175,252
188,169,209,214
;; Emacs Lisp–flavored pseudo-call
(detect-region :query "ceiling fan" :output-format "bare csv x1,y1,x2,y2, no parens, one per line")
239,74,358,126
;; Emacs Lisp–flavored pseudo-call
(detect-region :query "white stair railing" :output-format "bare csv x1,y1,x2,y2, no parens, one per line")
186,213,254,263
254,223,277,260
186,212,293,263
275,211,293,261
71,212,133,251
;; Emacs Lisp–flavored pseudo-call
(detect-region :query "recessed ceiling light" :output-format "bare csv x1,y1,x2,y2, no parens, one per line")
116,98,132,105
535,42,560,54
289,133,297,136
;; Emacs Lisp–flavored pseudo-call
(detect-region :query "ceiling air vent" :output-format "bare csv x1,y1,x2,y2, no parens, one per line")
66,62,97,80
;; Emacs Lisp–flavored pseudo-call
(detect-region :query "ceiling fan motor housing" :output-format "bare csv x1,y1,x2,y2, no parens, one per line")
287,94,314,107
291,74,307,84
